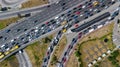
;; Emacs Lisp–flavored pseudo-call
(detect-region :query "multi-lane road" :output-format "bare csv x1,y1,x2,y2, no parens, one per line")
42,0,120,67
0,0,91,61
0,0,119,67
0,4,49,19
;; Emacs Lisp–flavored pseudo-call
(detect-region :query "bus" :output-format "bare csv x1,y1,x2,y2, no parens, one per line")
10,45,19,52
0,54,4,59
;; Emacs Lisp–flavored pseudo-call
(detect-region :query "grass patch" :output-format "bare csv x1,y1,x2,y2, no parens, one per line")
49,35,67,67
0,17,20,30
74,22,115,67
25,34,55,67
0,55,19,67
21,0,48,9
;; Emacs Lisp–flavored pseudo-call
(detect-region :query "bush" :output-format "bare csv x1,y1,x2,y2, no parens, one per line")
111,50,119,57
75,51,81,57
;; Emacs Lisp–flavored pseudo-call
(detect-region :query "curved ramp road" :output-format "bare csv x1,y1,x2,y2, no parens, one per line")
16,50,32,67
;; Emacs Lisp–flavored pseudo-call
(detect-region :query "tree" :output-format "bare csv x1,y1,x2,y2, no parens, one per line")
75,50,81,57
112,60,117,65
52,55,58,64
108,56,114,61
111,50,119,58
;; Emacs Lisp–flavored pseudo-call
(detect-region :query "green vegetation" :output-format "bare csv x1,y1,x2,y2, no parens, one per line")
51,55,58,65
49,36,67,67
75,50,81,57
108,50,119,66
0,55,19,67
0,17,20,30
76,32,115,67
25,34,55,67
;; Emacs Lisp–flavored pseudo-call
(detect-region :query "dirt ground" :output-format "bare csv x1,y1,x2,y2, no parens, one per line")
66,50,79,67
98,59,114,67
0,17,20,30
0,55,19,67
25,33,55,67
78,22,114,44
49,35,67,67
21,0,48,8
65,22,115,67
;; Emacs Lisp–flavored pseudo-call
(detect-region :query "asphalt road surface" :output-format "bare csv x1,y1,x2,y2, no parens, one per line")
16,50,32,67
42,0,119,67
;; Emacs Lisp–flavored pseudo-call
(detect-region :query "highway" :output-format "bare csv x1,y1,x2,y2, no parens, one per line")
0,0,90,61
0,0,119,65
16,50,32,67
0,4,49,19
42,0,119,67
58,2,120,67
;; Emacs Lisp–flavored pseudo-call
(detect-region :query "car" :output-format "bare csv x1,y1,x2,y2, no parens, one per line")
73,7,77,10
84,16,88,19
24,13,31,17
82,5,86,8
5,29,11,33
67,14,71,16
23,41,29,44
4,37,7,40
67,10,72,13
83,30,88,34
61,2,66,6
72,38,75,41
73,15,78,19
64,52,67,56
78,32,82,39
78,8,82,10
75,11,80,15
44,58,47,62
104,6,109,9
93,25,97,29
62,28,67,33
97,10,101,13
47,51,49,56
45,22,49,24
68,18,72,22
0,36,3,39
61,14,65,17
77,4,82,8
101,4,105,7
58,31,62,35
63,57,66,63
75,24,79,28
80,14,83,17
89,13,93,16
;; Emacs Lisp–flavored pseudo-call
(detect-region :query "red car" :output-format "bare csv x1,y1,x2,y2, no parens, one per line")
45,22,49,24
63,57,66,63
75,11,80,15
47,51,49,56
77,4,82,8
78,32,82,39
75,24,79,28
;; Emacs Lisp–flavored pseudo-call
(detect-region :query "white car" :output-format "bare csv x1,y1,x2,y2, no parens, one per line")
82,5,86,8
